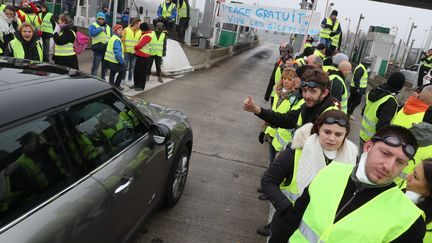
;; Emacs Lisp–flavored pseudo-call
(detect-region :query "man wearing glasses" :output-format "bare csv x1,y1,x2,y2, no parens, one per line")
89,12,112,80
244,67,338,132
279,125,425,242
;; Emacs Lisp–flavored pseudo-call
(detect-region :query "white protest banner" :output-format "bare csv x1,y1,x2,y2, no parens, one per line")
219,3,322,35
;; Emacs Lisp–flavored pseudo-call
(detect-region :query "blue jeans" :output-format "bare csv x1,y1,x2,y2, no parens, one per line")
124,53,136,81
91,51,107,79
319,38,331,48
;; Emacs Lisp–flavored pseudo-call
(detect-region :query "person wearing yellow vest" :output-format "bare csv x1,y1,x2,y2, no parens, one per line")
328,61,351,114
303,35,313,49
405,159,432,242
294,47,314,68
39,3,54,62
105,24,126,91
89,12,112,79
264,42,293,105
319,10,341,48
177,0,190,42
280,125,424,243
313,43,326,60
359,72,406,152
133,22,153,91
6,23,43,61
347,57,372,118
418,49,432,87
0,5,19,55
121,17,141,85
258,110,357,238
52,14,78,69
244,67,340,137
306,54,323,68
149,21,167,83
156,0,177,33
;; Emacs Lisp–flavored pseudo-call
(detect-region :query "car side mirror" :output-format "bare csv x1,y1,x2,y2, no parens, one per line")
149,123,171,145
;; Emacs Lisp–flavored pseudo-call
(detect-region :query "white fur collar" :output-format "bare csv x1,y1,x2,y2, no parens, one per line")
290,123,313,149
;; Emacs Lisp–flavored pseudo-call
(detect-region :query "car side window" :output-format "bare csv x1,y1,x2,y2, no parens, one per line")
63,93,147,174
0,116,71,228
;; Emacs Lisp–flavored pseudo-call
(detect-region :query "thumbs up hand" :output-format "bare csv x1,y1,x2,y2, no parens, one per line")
243,96,261,114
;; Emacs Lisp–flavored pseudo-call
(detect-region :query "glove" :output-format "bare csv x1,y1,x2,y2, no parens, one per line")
258,131,265,144
329,32,336,37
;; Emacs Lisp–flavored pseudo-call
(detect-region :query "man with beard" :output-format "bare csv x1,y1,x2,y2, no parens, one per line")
6,22,43,61
244,67,339,133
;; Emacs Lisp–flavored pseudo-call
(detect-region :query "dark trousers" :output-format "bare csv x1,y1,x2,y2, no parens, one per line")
134,55,151,90
347,92,363,116
177,18,189,42
150,56,162,76
269,212,291,243
106,61,126,87
418,65,431,87
41,36,50,62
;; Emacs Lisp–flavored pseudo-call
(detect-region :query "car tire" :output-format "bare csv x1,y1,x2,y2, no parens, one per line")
164,146,190,207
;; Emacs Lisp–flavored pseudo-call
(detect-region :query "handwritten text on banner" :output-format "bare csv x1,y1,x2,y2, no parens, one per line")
219,3,322,35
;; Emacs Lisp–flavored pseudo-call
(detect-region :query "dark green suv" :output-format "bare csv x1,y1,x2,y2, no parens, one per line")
0,58,192,242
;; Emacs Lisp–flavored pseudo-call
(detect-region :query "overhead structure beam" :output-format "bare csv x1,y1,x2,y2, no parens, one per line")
369,0,432,10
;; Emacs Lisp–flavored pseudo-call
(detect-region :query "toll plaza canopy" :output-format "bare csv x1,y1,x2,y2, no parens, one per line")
370,0,432,10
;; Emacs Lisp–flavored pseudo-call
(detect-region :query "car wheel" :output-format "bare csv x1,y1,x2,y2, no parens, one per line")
164,146,190,207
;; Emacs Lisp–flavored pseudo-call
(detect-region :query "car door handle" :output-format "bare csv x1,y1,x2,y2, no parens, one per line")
114,176,134,194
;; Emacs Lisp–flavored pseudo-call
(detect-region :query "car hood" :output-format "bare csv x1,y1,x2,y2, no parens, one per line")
127,97,190,129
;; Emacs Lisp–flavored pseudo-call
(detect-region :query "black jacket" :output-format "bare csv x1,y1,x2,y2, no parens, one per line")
261,147,296,214
264,60,280,102
53,25,77,47
257,94,335,129
280,166,425,242
328,70,345,102
351,62,367,94
5,31,41,61
361,84,398,136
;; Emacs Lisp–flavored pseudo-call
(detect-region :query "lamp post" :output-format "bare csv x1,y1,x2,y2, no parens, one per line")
344,17,351,52
392,26,398,38
400,22,417,68
350,13,365,61
421,29,429,50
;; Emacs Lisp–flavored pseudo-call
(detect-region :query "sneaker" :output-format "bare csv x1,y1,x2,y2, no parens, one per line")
134,87,144,91
117,86,124,91
158,76,164,83
258,193,268,200
256,224,271,237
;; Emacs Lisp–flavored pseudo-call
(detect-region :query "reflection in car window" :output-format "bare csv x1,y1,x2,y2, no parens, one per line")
0,117,70,228
64,94,146,172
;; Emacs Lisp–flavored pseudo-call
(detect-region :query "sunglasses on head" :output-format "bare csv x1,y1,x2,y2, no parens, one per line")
301,80,322,89
371,136,416,159
97,18,104,20
323,117,349,127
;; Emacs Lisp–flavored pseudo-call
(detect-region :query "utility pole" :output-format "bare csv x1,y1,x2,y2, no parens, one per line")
344,17,351,52
400,22,417,69
350,13,364,61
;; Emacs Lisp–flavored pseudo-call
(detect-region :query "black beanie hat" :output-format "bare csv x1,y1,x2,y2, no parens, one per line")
386,72,405,91
140,22,149,31
331,10,338,16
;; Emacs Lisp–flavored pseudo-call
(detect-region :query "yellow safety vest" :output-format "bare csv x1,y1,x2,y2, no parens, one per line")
271,65,282,98
9,39,43,61
351,63,368,89
331,33,340,47
25,13,41,30
289,162,424,242
0,4,6,12
279,148,302,203
360,93,397,141
421,55,432,69
54,30,76,56
91,23,111,45
320,17,339,39
123,27,141,53
39,12,54,34
296,57,306,67
272,98,305,151
322,65,338,73
150,31,165,57
303,42,312,49
104,35,124,64
265,93,293,138
296,104,339,127
161,2,175,18
329,73,348,114
425,222,432,242
314,49,325,59
178,0,187,18
138,33,153,55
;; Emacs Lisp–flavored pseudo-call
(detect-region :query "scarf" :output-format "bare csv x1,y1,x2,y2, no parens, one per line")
0,11,16,37
291,123,358,195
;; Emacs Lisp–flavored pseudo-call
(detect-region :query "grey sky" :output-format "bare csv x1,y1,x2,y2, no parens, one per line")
195,0,432,49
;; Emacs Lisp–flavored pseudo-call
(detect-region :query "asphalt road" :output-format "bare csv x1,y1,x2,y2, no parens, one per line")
131,43,280,243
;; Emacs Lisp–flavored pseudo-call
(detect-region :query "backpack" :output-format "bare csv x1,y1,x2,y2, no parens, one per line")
73,31,90,55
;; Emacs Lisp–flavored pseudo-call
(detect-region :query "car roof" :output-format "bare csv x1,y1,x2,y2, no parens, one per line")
0,57,112,127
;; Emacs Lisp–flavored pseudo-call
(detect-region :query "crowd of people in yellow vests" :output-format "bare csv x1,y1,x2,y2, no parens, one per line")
0,0,191,92
242,9,432,243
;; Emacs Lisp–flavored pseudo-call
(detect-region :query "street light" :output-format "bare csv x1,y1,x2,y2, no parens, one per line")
344,17,351,52
392,26,398,39
350,13,365,61
401,22,417,68
422,29,429,50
